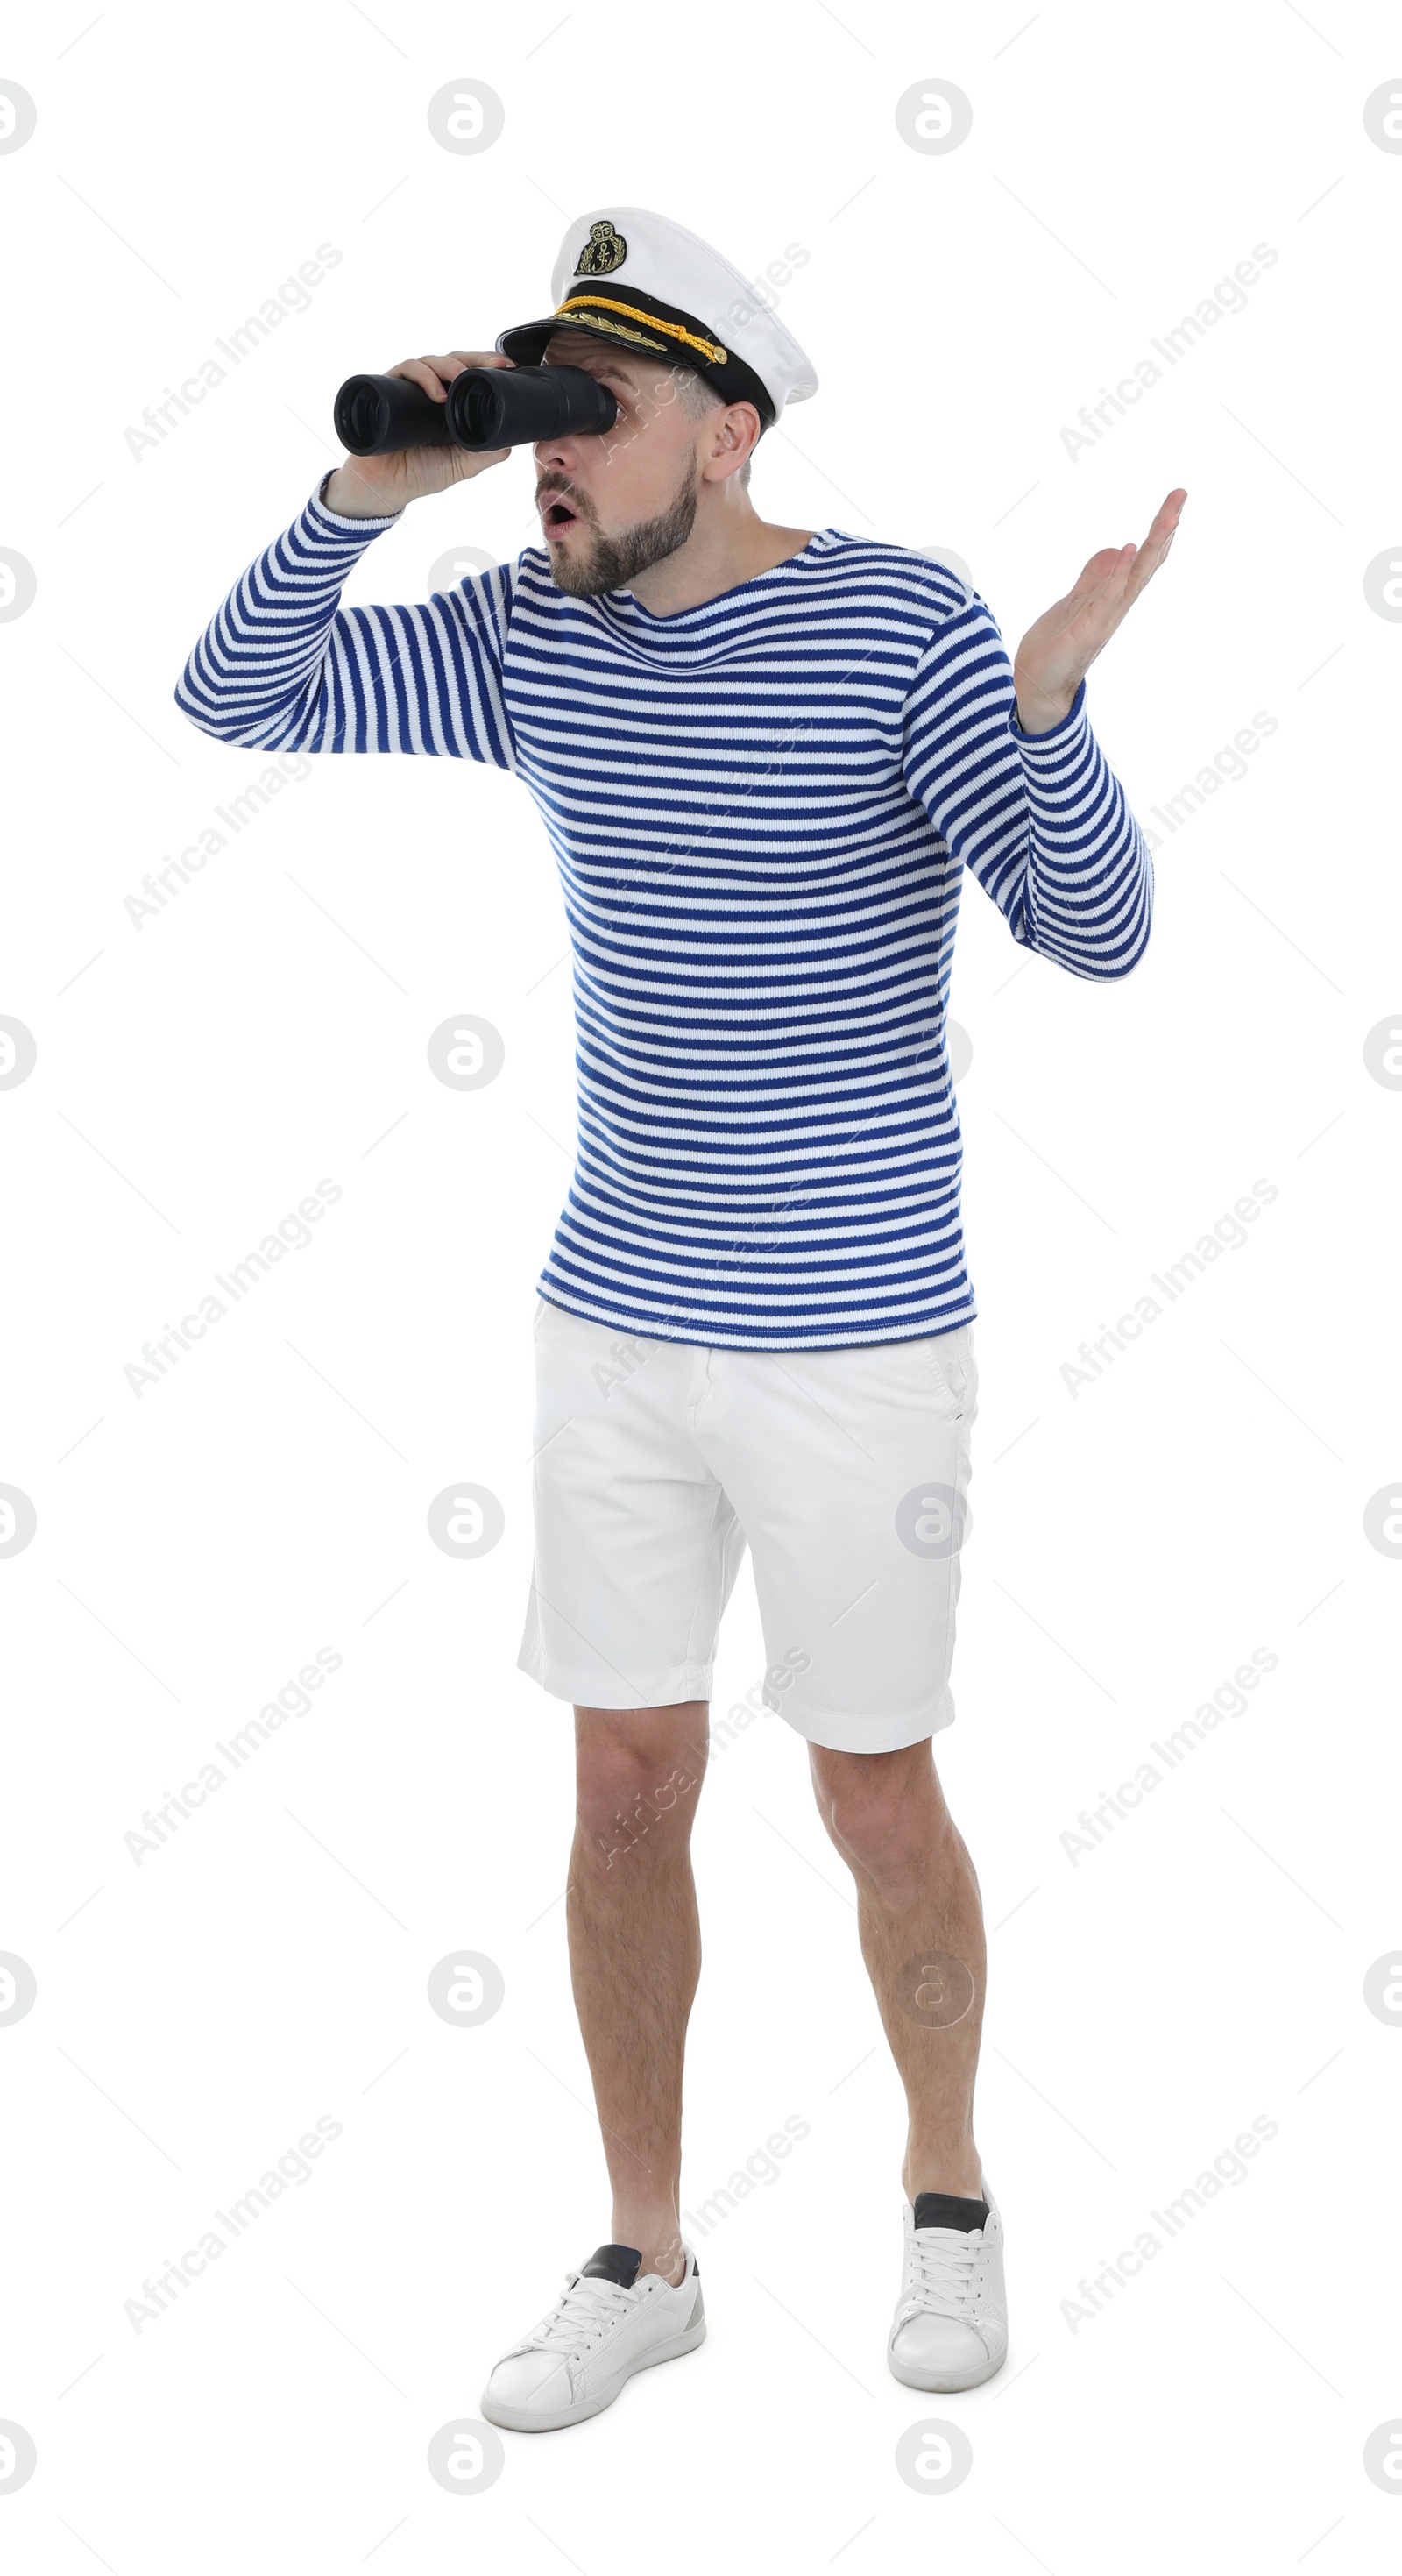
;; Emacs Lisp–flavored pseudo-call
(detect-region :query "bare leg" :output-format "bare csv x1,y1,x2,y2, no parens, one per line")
810,1740,986,2201
568,1701,710,2280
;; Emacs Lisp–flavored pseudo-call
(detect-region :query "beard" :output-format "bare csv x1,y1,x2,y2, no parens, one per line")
541,459,700,598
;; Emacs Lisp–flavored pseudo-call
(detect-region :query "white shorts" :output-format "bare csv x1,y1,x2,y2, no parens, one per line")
516,1297,980,1755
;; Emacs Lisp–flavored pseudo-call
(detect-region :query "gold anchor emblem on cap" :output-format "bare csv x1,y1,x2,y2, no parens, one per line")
574,218,627,276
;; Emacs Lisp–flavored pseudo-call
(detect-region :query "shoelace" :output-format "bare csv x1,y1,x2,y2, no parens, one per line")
899,2226,983,2324
525,2272,639,2362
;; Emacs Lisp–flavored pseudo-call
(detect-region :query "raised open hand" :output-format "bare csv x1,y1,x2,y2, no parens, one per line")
1013,486,1187,735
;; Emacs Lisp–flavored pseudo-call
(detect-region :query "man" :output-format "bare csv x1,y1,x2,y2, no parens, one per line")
176,204,1182,2431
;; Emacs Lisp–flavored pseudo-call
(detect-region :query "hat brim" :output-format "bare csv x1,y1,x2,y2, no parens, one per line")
497,314,675,368
496,299,776,430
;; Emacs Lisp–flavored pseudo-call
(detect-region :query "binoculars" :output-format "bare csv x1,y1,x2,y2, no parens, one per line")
333,364,619,457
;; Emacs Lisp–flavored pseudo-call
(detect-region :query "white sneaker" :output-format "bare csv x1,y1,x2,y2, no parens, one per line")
888,2186,1009,2391
480,2242,705,2432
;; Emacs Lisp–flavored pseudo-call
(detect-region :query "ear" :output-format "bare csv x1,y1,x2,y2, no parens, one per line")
700,400,762,486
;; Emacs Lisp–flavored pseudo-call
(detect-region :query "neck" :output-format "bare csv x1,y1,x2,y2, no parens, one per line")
626,495,817,617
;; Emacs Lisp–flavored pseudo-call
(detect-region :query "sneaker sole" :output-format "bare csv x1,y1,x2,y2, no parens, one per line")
888,2338,1007,2394
480,2316,706,2433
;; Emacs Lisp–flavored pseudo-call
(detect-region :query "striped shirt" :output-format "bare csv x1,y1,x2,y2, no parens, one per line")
175,480,1153,1349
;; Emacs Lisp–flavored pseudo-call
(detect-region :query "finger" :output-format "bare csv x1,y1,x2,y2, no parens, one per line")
1154,491,1187,562
1036,527,1161,654
1085,493,1184,608
1123,542,1165,606
1045,546,1134,639
1056,544,1136,626
1057,547,1138,655
1031,488,1187,678
1121,500,1186,607
437,351,513,380
1109,551,1158,635
387,358,451,400
1130,489,1187,579
401,351,503,392
421,352,488,387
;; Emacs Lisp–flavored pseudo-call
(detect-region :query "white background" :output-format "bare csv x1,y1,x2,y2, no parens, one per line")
2,1,1399,2566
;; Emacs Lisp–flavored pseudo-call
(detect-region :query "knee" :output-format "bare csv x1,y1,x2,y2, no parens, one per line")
576,1710,705,1868
814,1756,950,1906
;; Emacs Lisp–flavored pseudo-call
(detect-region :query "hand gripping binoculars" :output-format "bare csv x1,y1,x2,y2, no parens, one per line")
332,364,619,457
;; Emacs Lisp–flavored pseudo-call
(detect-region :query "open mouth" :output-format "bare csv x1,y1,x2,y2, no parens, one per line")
539,489,581,540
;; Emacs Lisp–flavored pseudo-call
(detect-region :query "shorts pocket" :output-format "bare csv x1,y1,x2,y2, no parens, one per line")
922,1328,974,1411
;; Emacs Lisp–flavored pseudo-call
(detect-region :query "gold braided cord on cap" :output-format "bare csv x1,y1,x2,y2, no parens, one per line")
552,295,728,365
547,311,669,356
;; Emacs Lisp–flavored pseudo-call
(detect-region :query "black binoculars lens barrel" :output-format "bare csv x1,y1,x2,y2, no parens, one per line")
332,374,446,456
333,365,618,457
449,365,619,448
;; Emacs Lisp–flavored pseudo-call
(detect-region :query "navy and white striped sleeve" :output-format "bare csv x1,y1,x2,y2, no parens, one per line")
174,482,519,767
901,595,1154,981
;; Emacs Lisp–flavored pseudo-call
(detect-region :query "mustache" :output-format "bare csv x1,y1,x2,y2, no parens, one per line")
535,472,598,525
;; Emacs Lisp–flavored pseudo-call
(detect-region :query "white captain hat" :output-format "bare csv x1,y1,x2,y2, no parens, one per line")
497,204,818,430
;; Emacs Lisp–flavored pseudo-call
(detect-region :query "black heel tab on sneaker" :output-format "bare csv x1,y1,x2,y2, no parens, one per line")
579,2244,642,2286
913,2192,989,2232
